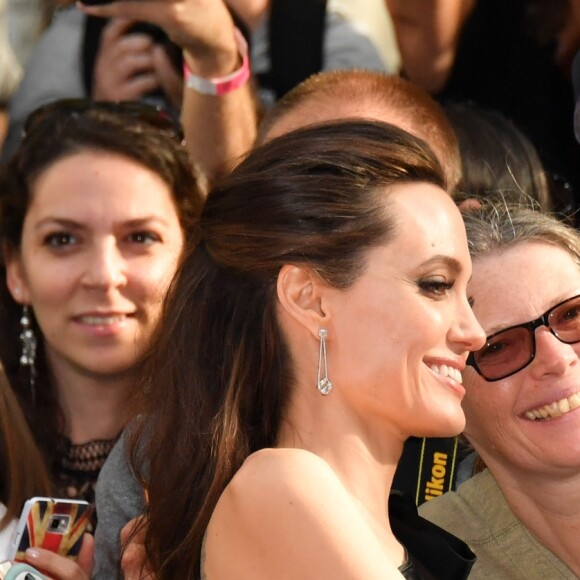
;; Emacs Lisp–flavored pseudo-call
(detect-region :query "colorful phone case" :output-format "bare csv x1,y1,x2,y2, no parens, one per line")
11,498,92,562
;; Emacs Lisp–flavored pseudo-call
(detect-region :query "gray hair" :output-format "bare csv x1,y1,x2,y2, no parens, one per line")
461,197,580,266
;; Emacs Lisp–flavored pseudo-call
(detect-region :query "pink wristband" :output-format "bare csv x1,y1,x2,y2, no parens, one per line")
183,28,250,96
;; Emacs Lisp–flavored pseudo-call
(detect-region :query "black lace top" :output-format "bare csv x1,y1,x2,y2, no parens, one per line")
54,436,120,532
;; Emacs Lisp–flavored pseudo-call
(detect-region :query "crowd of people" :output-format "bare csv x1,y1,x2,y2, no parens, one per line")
0,0,580,579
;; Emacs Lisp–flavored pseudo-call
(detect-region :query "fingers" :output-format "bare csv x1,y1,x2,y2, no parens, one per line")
76,533,95,575
24,547,90,580
92,17,162,100
78,0,163,27
152,44,183,109
78,0,238,58
120,516,154,580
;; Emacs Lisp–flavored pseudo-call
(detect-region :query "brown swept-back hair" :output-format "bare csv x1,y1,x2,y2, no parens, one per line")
128,119,446,578
0,100,204,481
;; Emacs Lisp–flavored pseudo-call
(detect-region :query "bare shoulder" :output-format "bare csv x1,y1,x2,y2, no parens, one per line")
203,449,403,580
233,447,339,496
215,448,346,529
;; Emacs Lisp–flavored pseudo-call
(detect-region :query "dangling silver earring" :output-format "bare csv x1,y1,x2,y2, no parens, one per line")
19,305,37,403
317,328,333,396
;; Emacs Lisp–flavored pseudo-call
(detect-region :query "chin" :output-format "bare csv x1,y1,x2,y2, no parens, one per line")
421,410,466,438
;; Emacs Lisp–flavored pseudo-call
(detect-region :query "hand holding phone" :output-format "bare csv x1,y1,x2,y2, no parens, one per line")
9,498,93,563
0,561,46,579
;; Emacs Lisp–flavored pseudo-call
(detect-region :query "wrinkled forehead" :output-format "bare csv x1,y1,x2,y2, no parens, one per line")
469,242,580,332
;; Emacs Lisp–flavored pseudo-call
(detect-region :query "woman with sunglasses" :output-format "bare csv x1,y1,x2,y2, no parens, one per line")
0,99,203,573
420,200,580,578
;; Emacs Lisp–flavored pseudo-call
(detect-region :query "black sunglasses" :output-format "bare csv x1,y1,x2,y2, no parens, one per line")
467,294,580,381
23,98,183,141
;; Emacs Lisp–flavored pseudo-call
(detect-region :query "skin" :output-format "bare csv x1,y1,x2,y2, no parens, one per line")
261,99,460,190
5,150,184,442
201,183,485,579
92,18,183,108
23,534,94,579
464,241,580,575
386,0,475,93
79,0,259,183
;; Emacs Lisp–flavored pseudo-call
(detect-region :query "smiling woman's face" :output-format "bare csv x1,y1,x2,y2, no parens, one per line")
464,241,580,475
320,182,484,440
5,150,184,381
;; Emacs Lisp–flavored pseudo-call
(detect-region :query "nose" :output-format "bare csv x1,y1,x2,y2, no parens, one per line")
80,239,127,290
450,300,486,353
529,326,577,378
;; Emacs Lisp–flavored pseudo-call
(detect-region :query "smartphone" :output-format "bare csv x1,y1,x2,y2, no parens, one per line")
8,498,93,562
79,0,116,5
0,562,47,579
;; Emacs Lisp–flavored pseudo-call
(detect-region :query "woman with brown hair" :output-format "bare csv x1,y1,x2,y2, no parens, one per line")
0,98,203,539
125,119,485,579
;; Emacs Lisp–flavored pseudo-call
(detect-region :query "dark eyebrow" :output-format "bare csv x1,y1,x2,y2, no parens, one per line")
123,217,173,228
34,216,172,230
419,255,462,274
34,218,82,230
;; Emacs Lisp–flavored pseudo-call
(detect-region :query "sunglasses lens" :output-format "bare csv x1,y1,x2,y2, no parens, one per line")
550,296,580,342
473,326,533,381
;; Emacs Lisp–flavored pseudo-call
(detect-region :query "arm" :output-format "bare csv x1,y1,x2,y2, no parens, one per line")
92,433,146,580
78,0,259,185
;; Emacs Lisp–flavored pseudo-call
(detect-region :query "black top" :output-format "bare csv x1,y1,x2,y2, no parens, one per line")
390,491,475,580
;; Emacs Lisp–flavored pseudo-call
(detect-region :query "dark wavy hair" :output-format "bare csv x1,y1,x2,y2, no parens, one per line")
128,119,446,578
0,99,204,478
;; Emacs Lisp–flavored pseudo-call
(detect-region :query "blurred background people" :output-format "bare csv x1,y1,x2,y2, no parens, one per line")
387,0,580,211
444,101,554,213
1,0,399,179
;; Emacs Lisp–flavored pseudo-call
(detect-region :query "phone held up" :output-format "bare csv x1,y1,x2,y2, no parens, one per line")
8,497,93,563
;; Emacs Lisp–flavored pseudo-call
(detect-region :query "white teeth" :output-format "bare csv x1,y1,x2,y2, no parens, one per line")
525,393,580,421
80,315,126,325
559,398,570,414
428,364,463,384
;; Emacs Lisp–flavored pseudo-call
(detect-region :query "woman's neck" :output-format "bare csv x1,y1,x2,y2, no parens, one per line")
278,385,404,529
48,359,132,444
491,463,580,576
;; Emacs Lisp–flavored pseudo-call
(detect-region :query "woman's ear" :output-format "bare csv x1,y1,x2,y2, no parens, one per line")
4,247,30,305
277,264,330,339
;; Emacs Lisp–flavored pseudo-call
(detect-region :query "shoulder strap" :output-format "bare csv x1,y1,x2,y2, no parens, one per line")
264,0,327,99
